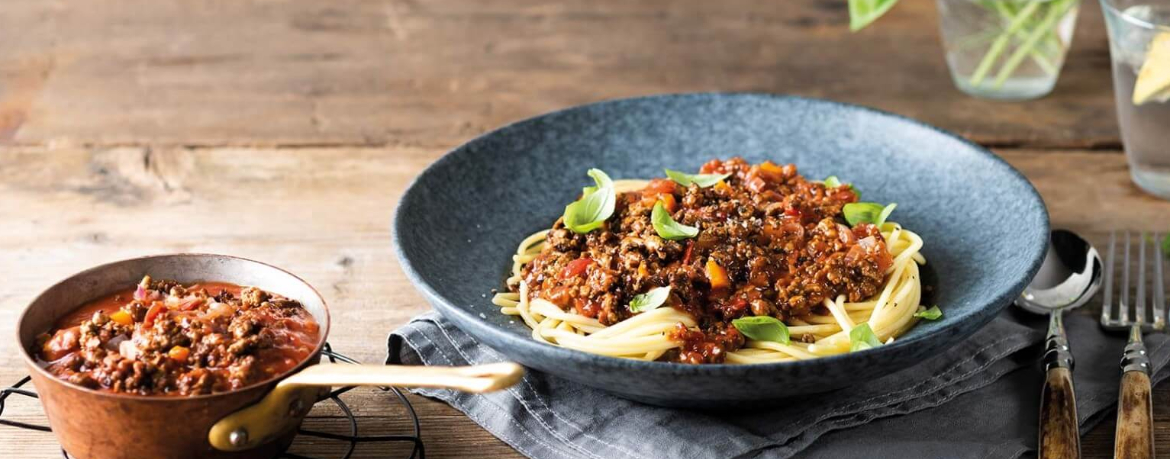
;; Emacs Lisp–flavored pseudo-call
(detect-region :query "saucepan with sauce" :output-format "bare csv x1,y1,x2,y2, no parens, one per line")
16,254,523,459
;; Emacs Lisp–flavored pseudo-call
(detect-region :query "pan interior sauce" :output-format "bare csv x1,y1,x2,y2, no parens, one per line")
35,276,320,396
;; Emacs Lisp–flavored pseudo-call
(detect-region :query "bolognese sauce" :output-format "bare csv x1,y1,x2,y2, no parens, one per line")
36,276,320,395
514,158,894,364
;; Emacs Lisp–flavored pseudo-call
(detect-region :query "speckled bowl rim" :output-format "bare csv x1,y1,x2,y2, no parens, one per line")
392,92,1049,376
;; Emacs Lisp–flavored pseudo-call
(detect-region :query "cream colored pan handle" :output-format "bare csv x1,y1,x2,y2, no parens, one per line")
209,363,524,452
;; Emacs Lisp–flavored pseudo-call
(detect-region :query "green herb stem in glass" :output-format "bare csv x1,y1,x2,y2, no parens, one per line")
938,0,1081,100
850,0,1082,100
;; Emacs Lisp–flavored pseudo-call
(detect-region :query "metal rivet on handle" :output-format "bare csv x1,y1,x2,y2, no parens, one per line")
229,428,249,447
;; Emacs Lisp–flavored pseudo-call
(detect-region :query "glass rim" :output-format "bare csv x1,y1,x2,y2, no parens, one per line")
1100,0,1170,32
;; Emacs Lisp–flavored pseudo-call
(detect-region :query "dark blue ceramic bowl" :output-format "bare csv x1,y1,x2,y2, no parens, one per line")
393,93,1048,407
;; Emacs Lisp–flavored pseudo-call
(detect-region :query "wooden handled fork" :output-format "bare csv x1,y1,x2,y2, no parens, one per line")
1101,231,1164,459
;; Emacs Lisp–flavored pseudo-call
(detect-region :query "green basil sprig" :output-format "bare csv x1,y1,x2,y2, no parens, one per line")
664,169,731,188
849,0,899,31
849,323,883,351
563,169,616,234
913,305,943,320
732,316,791,344
843,202,897,228
823,176,861,199
651,201,698,240
629,287,671,313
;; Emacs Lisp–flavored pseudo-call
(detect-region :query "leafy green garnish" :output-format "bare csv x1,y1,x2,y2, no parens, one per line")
651,201,698,240
629,287,671,313
877,203,897,226
849,0,900,31
664,169,731,188
1162,234,1170,258
579,168,614,196
563,169,616,234
842,202,897,227
913,306,943,321
822,176,861,199
849,323,883,351
732,316,790,344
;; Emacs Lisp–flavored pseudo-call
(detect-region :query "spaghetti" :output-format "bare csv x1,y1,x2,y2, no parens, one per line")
492,159,930,363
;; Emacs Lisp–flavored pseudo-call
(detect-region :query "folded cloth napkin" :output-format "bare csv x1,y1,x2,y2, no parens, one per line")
387,308,1170,459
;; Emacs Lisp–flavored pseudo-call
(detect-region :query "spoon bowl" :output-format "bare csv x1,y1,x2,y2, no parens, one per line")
1016,229,1104,314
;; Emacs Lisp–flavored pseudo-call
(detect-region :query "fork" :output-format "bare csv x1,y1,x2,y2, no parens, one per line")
1101,231,1165,459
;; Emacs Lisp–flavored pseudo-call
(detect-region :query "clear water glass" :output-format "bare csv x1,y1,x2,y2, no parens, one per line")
1101,0,1170,199
937,0,1082,100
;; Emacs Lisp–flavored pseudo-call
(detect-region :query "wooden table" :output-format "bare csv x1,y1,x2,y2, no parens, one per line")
2,0,1168,457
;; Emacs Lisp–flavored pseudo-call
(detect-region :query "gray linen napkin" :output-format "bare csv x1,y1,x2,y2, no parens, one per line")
386,308,1170,459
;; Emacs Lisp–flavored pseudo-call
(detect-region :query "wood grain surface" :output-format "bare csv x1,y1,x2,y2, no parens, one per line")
1115,370,1156,459
1039,367,1082,459
0,0,1119,148
1,0,1167,458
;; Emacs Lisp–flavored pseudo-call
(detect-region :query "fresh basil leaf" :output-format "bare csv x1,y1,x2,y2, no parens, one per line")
849,0,900,31
664,169,731,188
849,323,883,351
732,316,790,344
913,305,943,320
563,169,616,234
651,201,698,240
822,176,861,199
1163,234,1170,258
629,286,671,313
842,202,897,227
876,203,897,227
588,168,613,190
843,202,882,226
577,168,613,198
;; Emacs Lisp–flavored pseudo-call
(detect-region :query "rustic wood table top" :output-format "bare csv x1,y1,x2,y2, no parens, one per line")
3,0,1170,457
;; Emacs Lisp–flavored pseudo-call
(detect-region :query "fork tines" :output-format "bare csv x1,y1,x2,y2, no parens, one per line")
1101,231,1167,331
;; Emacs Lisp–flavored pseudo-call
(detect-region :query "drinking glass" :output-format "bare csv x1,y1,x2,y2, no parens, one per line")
1101,0,1170,198
937,0,1082,100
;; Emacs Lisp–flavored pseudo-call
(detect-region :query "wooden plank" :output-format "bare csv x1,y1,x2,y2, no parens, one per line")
1000,150,1170,232
0,147,1165,458
1,0,1120,148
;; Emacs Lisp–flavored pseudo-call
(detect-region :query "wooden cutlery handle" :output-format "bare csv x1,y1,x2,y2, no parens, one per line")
1039,367,1081,459
1115,371,1154,459
1039,310,1080,459
1115,330,1154,459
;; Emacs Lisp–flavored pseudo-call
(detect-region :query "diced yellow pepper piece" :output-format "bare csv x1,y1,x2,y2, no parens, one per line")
168,346,190,363
706,259,730,289
109,310,134,326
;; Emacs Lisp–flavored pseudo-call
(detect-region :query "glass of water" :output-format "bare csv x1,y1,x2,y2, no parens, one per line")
1102,0,1170,198
937,0,1082,100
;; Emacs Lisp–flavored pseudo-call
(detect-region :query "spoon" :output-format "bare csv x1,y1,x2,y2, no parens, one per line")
1016,229,1103,459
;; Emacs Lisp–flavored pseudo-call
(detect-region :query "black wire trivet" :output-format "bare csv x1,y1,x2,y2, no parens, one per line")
0,343,425,459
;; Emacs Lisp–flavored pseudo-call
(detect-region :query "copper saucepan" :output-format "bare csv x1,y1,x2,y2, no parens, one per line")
16,254,523,459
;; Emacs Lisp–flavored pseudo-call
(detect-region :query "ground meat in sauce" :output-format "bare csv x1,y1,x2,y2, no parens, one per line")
514,158,894,364
36,276,320,395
